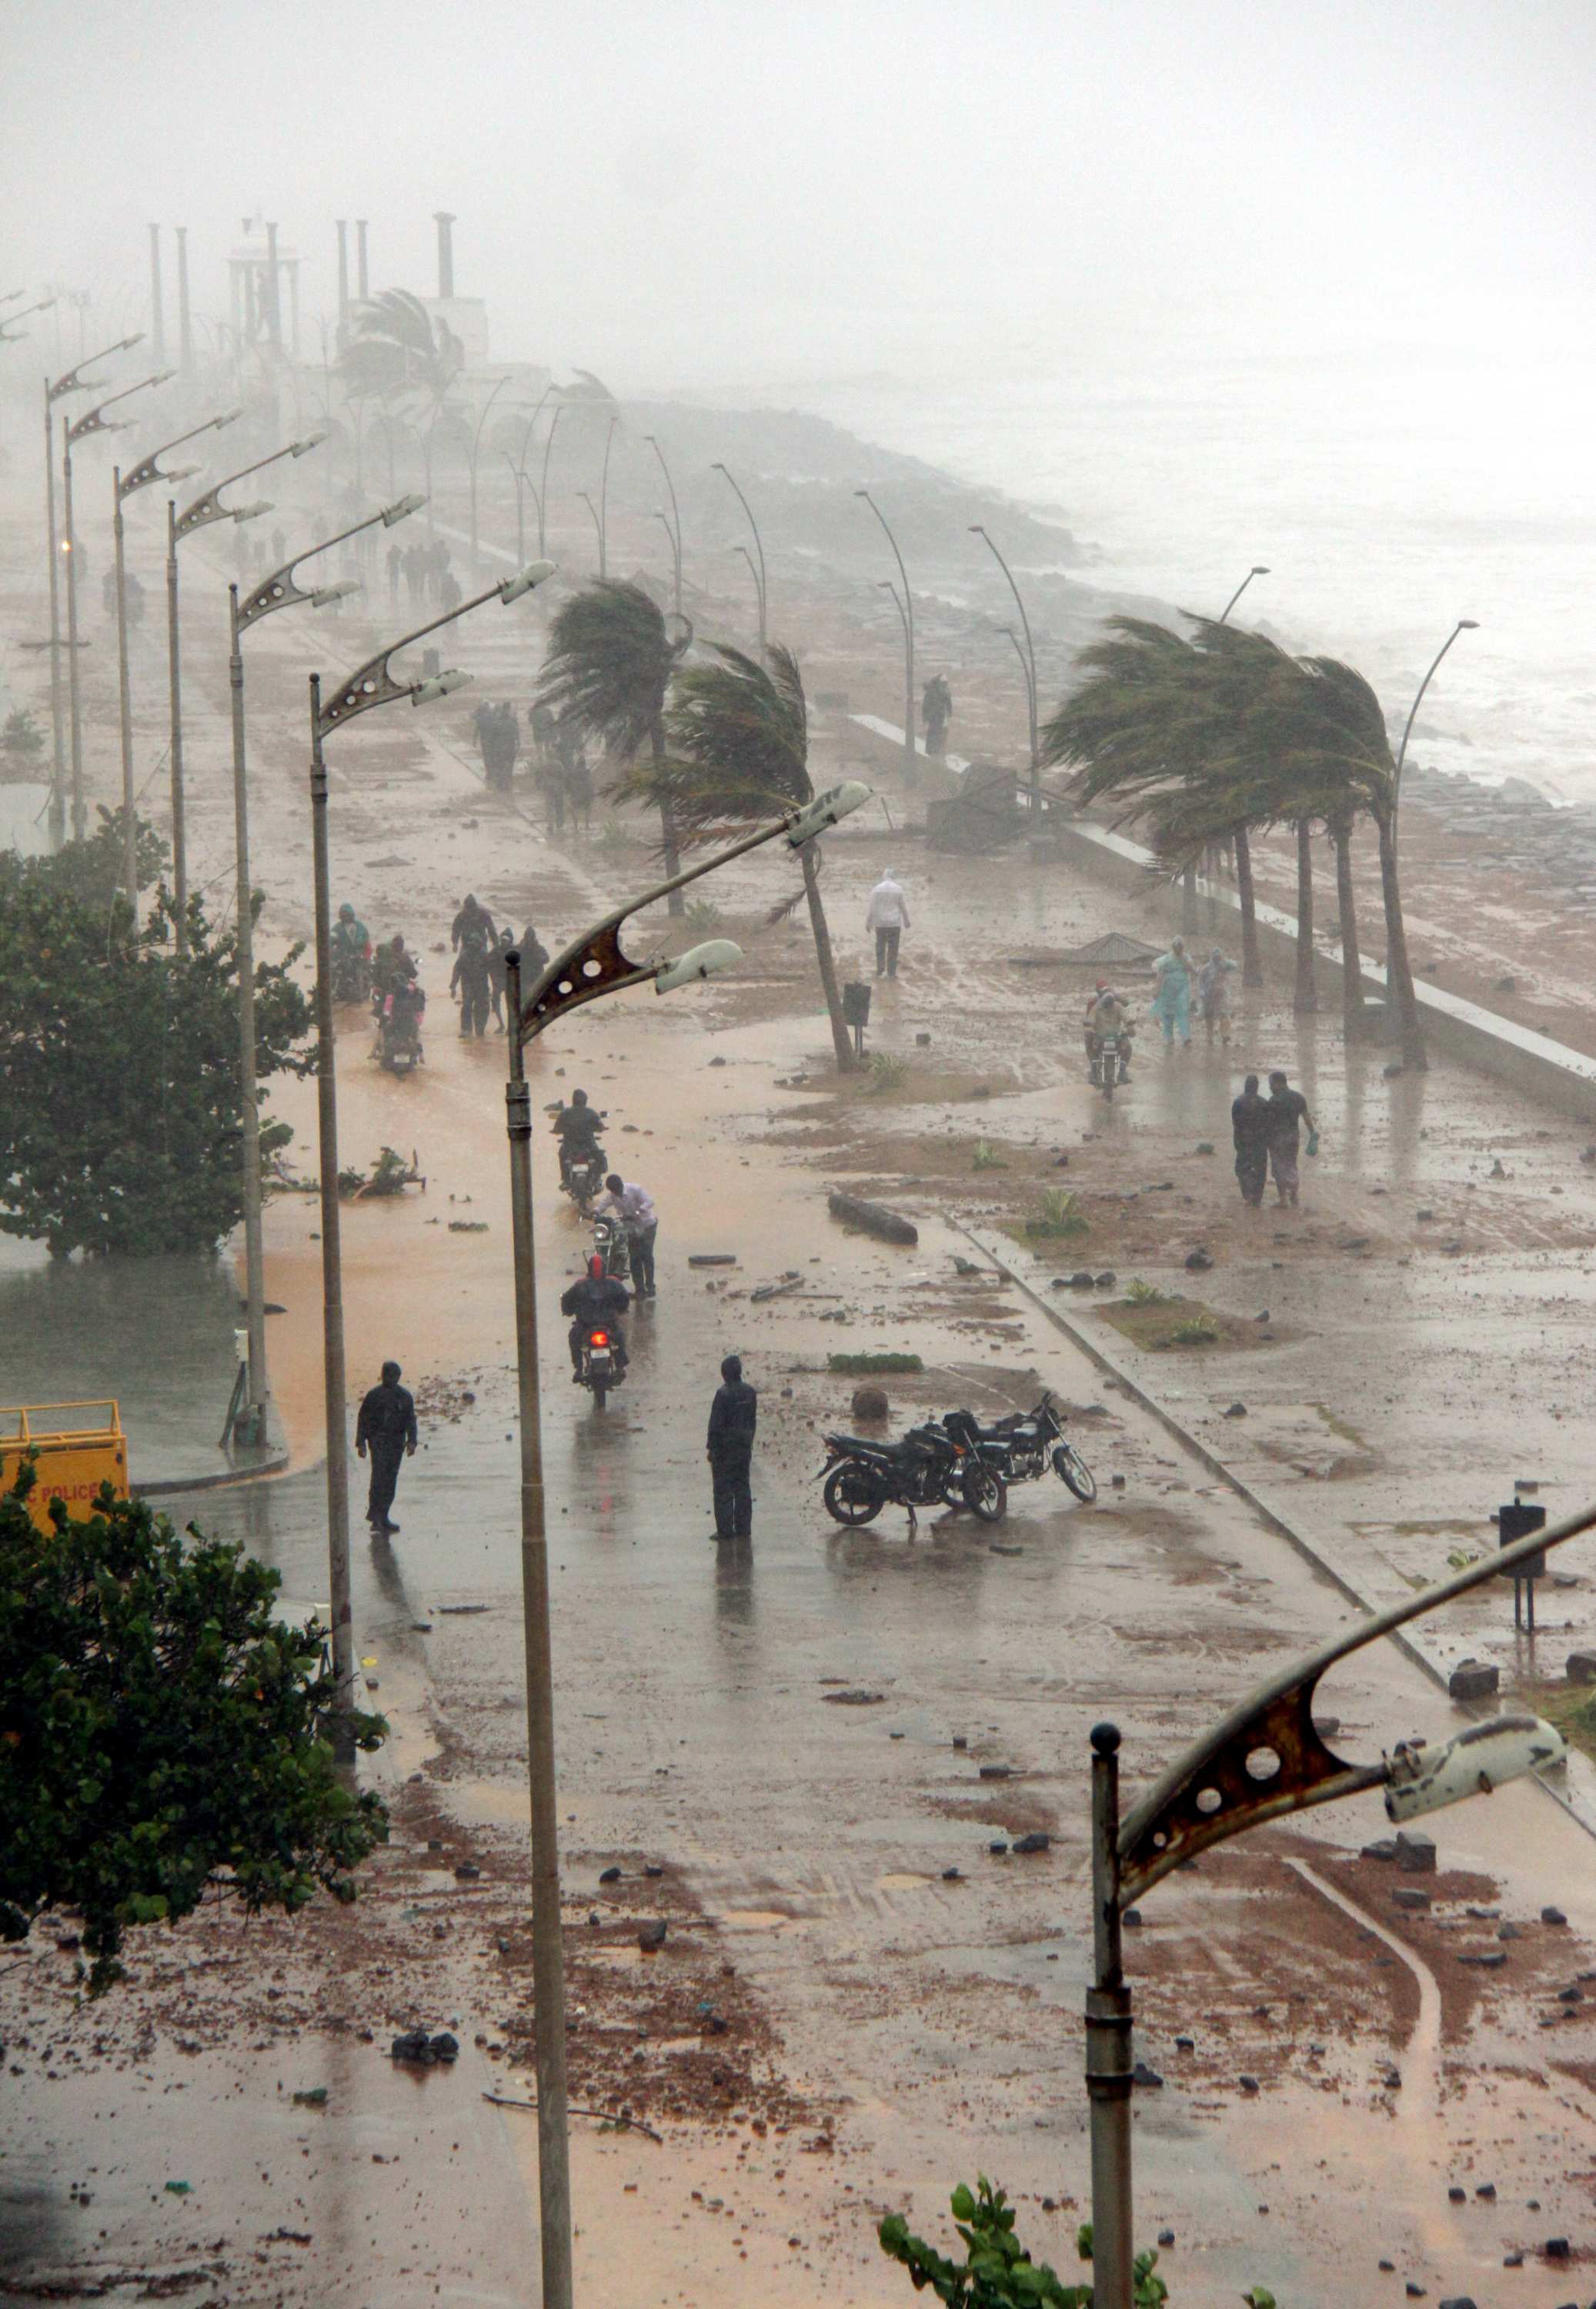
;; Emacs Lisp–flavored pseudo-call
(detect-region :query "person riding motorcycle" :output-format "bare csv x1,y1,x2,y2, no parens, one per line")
373,933,425,1049
552,1088,606,1187
1084,980,1133,1074
332,903,370,996
560,1253,629,1380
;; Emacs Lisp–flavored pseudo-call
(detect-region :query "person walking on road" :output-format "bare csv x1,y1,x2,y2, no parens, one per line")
866,867,910,978
706,1353,758,1540
922,673,953,759
1265,1068,1317,1208
1231,1072,1271,1208
1150,936,1193,1048
1197,948,1237,1045
600,1173,658,1298
356,1359,417,1534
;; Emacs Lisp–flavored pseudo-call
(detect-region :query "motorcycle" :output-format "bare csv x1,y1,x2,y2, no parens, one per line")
561,1145,606,1214
940,1395,1096,1504
1088,1025,1130,1101
376,985,426,1076
592,1208,631,1282
332,942,372,1005
578,1322,624,1411
819,1420,1006,1530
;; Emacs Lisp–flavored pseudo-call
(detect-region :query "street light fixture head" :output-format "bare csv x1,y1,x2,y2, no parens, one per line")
162,463,202,483
1384,1714,1562,1823
786,779,872,847
291,431,330,456
656,939,741,994
499,559,557,604
231,499,272,523
1252,564,1270,575
412,669,471,705
381,492,426,526
117,333,144,352
1458,618,1480,630
311,580,361,608
215,407,244,428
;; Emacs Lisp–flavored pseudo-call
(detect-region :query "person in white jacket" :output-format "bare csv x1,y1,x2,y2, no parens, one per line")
866,869,910,978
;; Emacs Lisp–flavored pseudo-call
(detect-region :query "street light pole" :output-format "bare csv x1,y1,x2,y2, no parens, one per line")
229,494,425,1450
114,407,242,912
1083,1495,1581,2309
970,524,1039,804
598,414,618,583
468,373,511,572
539,399,568,562
1385,618,1477,1074
501,770,870,2309
712,462,766,650
308,557,556,1714
1217,563,1270,625
1395,618,1479,811
644,436,683,617
856,489,914,776
503,455,540,573
577,489,605,578
167,431,329,949
64,366,171,844
734,546,763,637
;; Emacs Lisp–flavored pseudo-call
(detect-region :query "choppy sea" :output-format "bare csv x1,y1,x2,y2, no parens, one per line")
798,346,1596,808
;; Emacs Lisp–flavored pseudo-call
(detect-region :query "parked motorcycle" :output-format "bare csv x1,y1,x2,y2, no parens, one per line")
592,1208,630,1282
376,986,426,1076
819,1421,1006,1529
578,1322,624,1411
941,1395,1096,1503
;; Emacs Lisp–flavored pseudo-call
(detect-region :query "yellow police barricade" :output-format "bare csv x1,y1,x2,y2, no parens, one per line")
0,1402,129,1534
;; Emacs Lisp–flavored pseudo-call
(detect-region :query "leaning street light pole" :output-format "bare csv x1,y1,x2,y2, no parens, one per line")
227,492,426,1454
502,770,871,2309
644,434,683,616
1217,563,1270,624
1083,1500,1580,2309
167,431,329,949
1385,617,1477,1074
63,365,172,842
42,333,138,846
1394,617,1479,813
712,460,766,650
112,406,242,911
307,557,557,1719
970,523,1040,805
856,489,914,774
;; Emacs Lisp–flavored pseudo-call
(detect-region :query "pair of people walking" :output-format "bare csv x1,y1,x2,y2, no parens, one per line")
1232,1070,1317,1208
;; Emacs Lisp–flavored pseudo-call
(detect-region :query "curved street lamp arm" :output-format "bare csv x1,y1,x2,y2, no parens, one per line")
516,783,873,1044
713,463,766,613
1218,564,1270,624
119,406,242,500
878,580,909,644
856,490,913,647
238,494,426,632
48,332,143,403
175,431,329,538
316,562,556,735
472,373,512,467
646,436,682,558
970,523,1036,687
66,369,173,445
1394,619,1477,793
1117,1489,1596,1904
0,295,56,342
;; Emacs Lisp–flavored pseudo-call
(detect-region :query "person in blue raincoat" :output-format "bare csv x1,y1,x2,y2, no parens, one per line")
1150,935,1193,1048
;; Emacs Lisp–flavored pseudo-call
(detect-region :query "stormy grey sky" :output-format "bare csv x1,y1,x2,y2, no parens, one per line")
5,0,1595,389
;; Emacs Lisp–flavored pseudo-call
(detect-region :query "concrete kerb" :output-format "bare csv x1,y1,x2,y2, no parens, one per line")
133,1401,292,1497
957,1218,1596,1850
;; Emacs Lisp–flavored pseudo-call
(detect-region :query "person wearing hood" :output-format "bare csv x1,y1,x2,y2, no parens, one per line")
706,1354,758,1540
866,867,910,978
1150,935,1193,1048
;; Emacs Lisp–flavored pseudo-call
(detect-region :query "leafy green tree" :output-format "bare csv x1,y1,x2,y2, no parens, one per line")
879,2178,1168,2307
631,641,855,1071
32,801,168,912
1,707,45,767
0,844,313,1258
336,289,464,510
0,1465,386,1993
537,580,688,913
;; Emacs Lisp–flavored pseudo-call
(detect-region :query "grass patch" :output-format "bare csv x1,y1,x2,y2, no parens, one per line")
827,1351,924,1375
971,1138,1007,1173
1098,1294,1268,1353
1528,1682,1596,1768
866,1051,910,1093
1023,1188,1089,1240
684,897,723,934
1124,1277,1168,1305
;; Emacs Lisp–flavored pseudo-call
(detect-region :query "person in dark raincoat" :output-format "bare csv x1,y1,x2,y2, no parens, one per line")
356,1358,417,1533
1231,1072,1271,1208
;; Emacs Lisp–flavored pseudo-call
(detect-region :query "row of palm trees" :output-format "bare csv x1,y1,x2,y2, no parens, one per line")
537,580,856,1073
1042,616,1428,1070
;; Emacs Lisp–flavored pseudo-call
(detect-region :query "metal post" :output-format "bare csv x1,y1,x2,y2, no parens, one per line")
62,433,85,844
165,500,187,947
148,223,165,365
336,220,350,332
356,219,369,301
175,227,192,375
857,491,914,776
504,950,576,2309
972,526,1040,808
43,388,65,849
309,676,354,1713
539,401,566,562
112,472,137,914
229,587,269,1446
1086,1722,1134,2309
